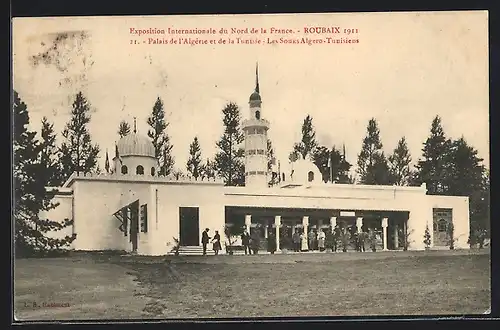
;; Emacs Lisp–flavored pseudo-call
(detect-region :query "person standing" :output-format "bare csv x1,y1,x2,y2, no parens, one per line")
212,230,221,255
267,229,277,254
201,228,211,256
292,229,301,252
317,228,326,252
250,231,260,255
301,230,308,252
308,228,316,251
241,229,251,255
333,224,341,252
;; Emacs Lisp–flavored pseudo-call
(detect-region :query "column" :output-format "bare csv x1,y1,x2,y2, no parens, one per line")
303,216,309,250
275,215,281,251
382,218,388,251
245,214,251,234
264,220,268,239
330,216,337,232
394,224,399,249
356,217,363,233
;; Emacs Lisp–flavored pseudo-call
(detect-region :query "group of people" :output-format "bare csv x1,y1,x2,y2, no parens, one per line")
200,225,381,256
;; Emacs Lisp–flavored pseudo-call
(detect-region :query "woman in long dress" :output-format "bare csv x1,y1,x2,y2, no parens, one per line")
212,230,221,255
300,230,308,252
317,229,326,252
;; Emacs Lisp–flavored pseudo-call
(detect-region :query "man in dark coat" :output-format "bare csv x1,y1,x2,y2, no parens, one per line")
250,231,260,254
267,229,277,254
241,229,251,255
292,229,301,252
201,228,211,256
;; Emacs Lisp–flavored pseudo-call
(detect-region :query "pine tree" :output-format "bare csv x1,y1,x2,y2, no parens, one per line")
13,91,75,257
59,92,100,181
445,137,488,236
356,118,390,184
38,117,64,186
292,115,317,161
388,137,413,186
214,102,245,186
312,145,352,183
414,116,453,194
186,136,203,180
118,120,131,138
147,97,174,176
423,225,431,249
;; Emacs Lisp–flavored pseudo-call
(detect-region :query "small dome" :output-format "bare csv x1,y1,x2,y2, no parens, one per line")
249,91,261,101
290,159,322,184
117,133,155,158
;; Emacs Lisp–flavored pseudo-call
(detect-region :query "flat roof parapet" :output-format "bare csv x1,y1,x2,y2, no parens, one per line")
62,171,225,187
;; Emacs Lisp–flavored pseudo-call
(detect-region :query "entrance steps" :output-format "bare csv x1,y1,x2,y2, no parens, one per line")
167,245,216,256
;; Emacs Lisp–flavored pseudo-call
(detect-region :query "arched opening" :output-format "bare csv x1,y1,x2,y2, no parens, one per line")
121,165,128,174
308,171,314,182
151,167,155,176
136,165,144,175
282,173,285,182
255,110,261,120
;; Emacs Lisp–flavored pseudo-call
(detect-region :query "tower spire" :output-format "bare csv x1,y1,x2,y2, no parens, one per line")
133,117,137,133
255,62,260,94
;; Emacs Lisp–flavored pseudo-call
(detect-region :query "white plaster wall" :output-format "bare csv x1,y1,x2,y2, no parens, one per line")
39,194,74,249
72,179,152,252
149,183,226,255
407,193,433,250
428,195,470,249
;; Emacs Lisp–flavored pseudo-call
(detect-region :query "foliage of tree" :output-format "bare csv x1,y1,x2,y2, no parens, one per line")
200,158,216,180
356,118,391,185
38,117,64,186
414,116,453,194
13,91,75,257
214,102,245,186
147,97,174,176
388,137,413,186
186,136,203,180
290,115,317,161
58,92,100,181
118,120,131,138
312,145,352,183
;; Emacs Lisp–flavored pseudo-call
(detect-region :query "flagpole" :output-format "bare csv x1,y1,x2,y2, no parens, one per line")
330,149,333,183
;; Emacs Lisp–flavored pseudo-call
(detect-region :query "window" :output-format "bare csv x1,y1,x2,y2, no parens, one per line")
255,110,261,120
121,165,128,174
282,173,285,182
136,165,144,175
308,171,315,182
151,167,155,176
437,219,447,232
257,149,265,155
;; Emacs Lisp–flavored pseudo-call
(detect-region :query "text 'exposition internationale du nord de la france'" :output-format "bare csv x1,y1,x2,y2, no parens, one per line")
128,26,361,46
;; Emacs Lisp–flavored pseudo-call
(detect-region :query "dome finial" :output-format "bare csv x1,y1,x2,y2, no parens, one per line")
255,62,260,94
133,117,137,134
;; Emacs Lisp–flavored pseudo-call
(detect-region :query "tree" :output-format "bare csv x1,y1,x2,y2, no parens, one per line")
292,115,317,161
147,97,174,176
117,120,131,138
356,118,390,185
423,225,431,249
267,139,279,186
38,117,64,186
388,137,413,186
312,145,352,183
200,158,216,180
59,92,100,181
186,137,203,180
214,102,245,186
13,91,75,257
414,116,453,194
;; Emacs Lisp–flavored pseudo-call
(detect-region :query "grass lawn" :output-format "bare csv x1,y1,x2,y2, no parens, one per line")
14,249,490,320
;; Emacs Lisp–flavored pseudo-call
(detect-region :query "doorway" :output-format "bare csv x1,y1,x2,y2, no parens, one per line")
179,207,200,246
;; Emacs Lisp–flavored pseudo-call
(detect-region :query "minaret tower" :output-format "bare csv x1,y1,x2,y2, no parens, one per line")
242,63,270,188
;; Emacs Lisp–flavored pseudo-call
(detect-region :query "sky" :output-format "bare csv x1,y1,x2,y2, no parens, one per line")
12,11,489,177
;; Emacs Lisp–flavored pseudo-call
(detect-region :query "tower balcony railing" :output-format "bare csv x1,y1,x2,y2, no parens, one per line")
242,118,270,128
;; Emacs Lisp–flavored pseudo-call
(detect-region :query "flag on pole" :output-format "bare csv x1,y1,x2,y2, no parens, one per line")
329,148,334,183
278,160,281,183
105,149,110,173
